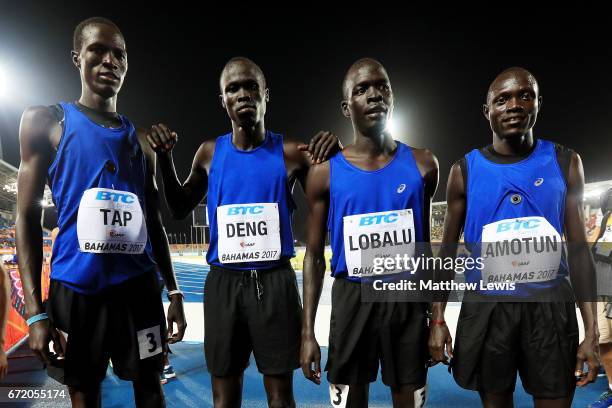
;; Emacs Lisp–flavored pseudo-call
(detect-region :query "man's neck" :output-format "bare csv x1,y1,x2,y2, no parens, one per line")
352,129,396,157
492,131,534,156
231,121,266,150
78,91,117,113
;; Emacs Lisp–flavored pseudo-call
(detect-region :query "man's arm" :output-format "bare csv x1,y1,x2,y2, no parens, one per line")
284,131,340,191
429,162,466,364
16,106,63,363
137,129,187,343
413,148,440,255
300,161,331,385
0,265,9,378
147,124,210,219
564,152,600,386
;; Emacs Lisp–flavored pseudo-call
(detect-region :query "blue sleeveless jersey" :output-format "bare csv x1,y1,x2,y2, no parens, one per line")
328,142,425,282
48,102,156,294
463,139,568,296
206,131,295,269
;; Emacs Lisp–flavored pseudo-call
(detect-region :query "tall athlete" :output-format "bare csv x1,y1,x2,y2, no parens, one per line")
146,57,340,408
300,58,438,408
0,264,8,379
16,17,186,407
429,67,600,407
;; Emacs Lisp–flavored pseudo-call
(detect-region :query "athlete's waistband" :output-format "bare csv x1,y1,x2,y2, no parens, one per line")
209,261,292,274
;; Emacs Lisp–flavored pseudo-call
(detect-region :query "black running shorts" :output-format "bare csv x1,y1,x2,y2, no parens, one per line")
46,272,166,387
453,284,579,399
204,263,302,376
325,278,429,388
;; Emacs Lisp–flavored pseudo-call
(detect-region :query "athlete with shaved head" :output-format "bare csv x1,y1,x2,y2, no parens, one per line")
300,58,438,407
429,67,600,407
17,16,186,407
147,56,341,407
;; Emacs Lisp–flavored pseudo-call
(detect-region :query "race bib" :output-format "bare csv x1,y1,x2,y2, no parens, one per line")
329,383,349,408
481,217,562,284
343,209,415,277
217,203,281,264
77,188,147,254
137,325,163,360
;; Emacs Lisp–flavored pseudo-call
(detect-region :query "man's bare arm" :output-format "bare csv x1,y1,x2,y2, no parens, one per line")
16,106,63,364
429,162,466,364
147,124,211,219
564,152,600,386
16,107,56,319
138,129,187,343
284,131,340,192
300,161,330,385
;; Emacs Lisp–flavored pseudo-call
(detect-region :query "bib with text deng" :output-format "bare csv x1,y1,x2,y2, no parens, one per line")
481,216,562,284
216,203,281,264
343,209,415,277
77,188,147,254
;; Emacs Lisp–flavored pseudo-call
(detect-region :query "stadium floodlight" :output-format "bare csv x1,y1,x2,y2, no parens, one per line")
385,114,400,136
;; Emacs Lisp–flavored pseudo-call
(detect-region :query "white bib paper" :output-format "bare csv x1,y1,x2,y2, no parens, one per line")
481,216,562,284
77,188,147,254
217,203,281,264
343,209,415,277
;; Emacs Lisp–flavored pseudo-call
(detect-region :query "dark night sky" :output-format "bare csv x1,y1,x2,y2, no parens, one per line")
1,4,611,239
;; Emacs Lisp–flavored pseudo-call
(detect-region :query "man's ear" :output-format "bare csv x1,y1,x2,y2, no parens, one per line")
71,50,80,69
219,94,226,110
265,88,270,103
482,103,489,120
341,100,350,118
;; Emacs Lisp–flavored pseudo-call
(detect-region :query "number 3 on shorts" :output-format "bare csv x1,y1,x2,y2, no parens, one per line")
328,383,349,408
137,325,162,359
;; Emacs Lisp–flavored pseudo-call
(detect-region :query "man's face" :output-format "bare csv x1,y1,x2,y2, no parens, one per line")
342,63,393,135
485,71,541,139
220,62,268,128
73,23,127,98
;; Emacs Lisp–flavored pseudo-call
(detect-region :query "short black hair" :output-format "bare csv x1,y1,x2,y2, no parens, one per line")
219,57,266,91
486,66,538,104
73,17,124,51
342,58,386,99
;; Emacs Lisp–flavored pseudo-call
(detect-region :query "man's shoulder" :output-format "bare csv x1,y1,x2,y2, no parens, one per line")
20,105,61,145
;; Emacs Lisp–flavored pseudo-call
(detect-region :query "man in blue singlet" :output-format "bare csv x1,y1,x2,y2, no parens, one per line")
300,58,439,408
16,17,186,407
429,67,600,407
146,57,340,407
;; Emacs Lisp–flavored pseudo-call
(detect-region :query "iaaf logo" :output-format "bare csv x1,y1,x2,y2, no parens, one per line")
228,205,264,216
109,230,125,238
240,242,256,248
496,218,540,233
359,213,399,226
95,191,135,204
512,260,530,267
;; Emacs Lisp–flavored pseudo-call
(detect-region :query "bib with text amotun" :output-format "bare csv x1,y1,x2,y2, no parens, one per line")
343,209,415,278
481,216,562,284
216,203,281,264
77,188,148,254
